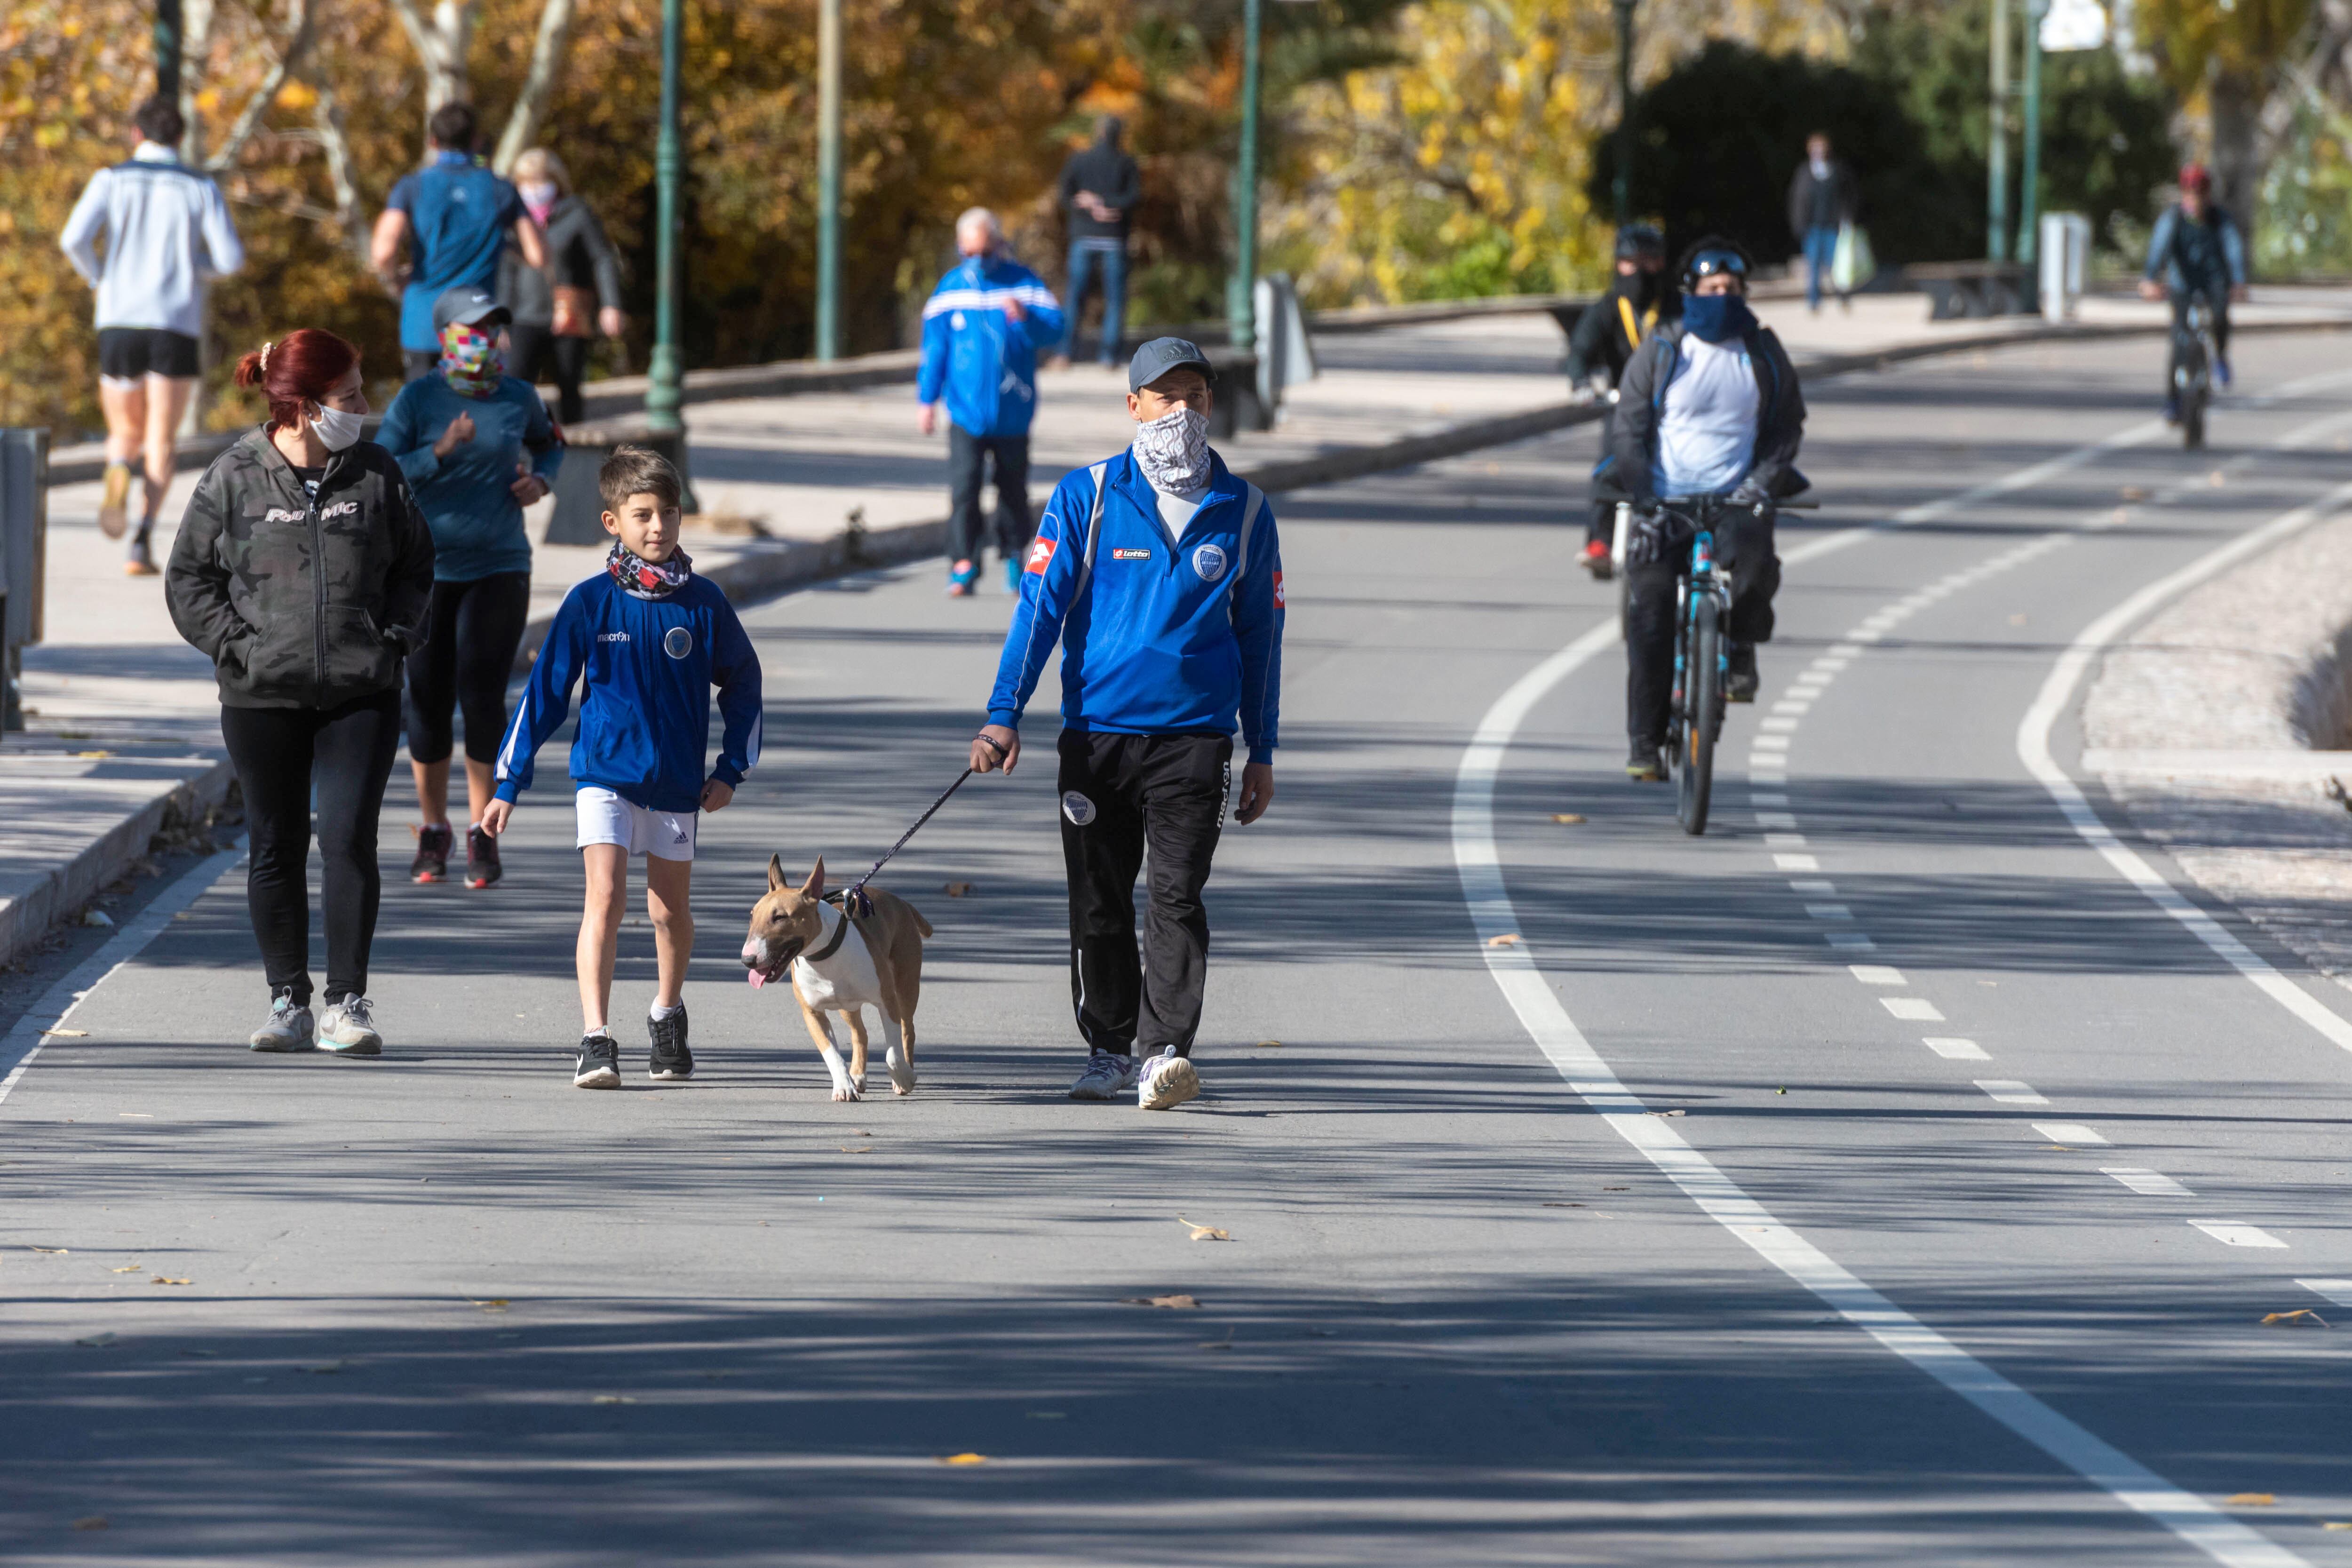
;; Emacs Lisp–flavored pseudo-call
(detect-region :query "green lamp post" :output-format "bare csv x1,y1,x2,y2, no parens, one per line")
644,0,685,436
814,0,842,362
1227,0,1265,351
1612,0,1635,229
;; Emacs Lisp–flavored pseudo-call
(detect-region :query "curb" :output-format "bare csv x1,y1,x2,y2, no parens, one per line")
0,757,238,972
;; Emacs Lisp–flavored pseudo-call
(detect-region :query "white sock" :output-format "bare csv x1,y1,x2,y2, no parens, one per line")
650,1000,683,1021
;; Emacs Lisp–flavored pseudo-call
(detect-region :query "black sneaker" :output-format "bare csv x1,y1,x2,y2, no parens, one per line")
1725,643,1759,703
573,1031,621,1089
466,826,502,889
1627,741,1666,781
411,823,454,883
648,1007,693,1081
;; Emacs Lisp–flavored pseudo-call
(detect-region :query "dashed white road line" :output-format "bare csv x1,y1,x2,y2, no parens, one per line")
1976,1080,2050,1106
2105,1168,2195,1198
2296,1279,2352,1308
2190,1222,2288,1250
2035,1122,2110,1145
1925,1037,1991,1061
1882,997,1945,1021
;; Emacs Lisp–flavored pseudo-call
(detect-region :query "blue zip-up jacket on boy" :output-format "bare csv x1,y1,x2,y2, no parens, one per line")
986,448,1284,762
916,254,1065,438
494,570,763,813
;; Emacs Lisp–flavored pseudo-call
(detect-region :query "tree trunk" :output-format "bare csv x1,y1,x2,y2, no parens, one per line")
492,0,579,175
389,0,480,149
2208,64,2262,234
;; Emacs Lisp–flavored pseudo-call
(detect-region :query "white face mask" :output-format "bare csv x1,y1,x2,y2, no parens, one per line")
520,181,559,208
1132,406,1211,493
310,404,366,452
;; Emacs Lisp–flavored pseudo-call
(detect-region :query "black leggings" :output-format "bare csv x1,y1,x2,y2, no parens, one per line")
507,324,592,425
219,689,403,1006
405,572,532,767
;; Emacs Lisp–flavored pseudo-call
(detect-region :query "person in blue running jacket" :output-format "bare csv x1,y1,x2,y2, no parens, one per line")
917,207,1065,597
969,337,1284,1114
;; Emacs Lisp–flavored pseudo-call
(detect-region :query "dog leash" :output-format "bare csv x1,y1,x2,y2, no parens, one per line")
826,734,1007,919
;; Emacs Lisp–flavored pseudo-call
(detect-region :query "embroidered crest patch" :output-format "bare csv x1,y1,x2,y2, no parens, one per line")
663,626,694,659
1192,543,1228,583
1061,791,1097,826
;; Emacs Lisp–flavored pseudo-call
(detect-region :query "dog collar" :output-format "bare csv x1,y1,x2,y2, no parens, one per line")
803,890,872,965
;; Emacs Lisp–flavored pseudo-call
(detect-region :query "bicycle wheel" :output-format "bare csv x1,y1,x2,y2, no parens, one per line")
2183,395,2205,449
1677,595,1721,835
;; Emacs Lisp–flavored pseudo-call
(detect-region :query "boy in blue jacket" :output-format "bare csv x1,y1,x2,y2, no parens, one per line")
917,207,1065,597
483,446,763,1089
970,338,1284,1111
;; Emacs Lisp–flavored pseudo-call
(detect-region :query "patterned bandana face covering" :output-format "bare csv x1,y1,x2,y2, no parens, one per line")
438,322,505,398
607,540,694,599
1132,406,1211,494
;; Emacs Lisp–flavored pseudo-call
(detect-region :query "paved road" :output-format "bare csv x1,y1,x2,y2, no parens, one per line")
9,331,2352,1565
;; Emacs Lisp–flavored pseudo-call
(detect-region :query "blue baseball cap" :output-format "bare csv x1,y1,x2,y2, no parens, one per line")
1128,336,1214,393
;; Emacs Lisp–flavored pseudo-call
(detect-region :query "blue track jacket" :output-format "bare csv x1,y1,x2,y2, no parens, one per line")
986,449,1284,762
917,255,1065,438
494,572,763,813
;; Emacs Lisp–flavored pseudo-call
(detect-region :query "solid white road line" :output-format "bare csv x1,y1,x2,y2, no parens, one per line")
1454,626,2308,1568
2016,476,2352,1059
0,842,247,1107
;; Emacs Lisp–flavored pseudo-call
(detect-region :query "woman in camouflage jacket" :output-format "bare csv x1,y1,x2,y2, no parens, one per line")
166,329,436,1056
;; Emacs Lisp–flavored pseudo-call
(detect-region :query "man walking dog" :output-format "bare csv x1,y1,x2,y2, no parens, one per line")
969,337,1285,1111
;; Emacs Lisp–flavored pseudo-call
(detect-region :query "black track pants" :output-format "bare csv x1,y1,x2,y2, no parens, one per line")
1624,510,1782,745
507,324,593,425
404,571,531,766
1057,731,1232,1059
946,426,1033,566
219,687,403,1006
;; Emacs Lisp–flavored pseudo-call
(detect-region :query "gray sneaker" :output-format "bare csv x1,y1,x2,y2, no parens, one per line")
1068,1049,1139,1100
318,996,383,1056
1137,1046,1200,1111
248,993,317,1052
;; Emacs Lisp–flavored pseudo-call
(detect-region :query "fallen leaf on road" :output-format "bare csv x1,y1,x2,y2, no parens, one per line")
1486,933,1521,947
1602,1186,1629,1192
840,1146,874,1154
1550,813,1586,825
41,1028,88,1038
1645,1108,1686,1117
2008,613,2027,626
2120,486,2148,501
1123,1294,1200,1309
32,1246,68,1254
110,1265,143,1274
944,882,975,897
1542,1202,1586,1209
72,750,115,760
1177,1218,1230,1241
1200,1329,1235,1351
469,1299,510,1312
72,1515,108,1531
1254,1039,1281,1048
592,1394,635,1405
2209,470,2227,487
149,1277,190,1286
2260,1309,2328,1328
1775,1087,1788,1095
119,1113,152,1118
938,1452,988,1465
82,909,115,929
2324,1521,2352,1530
73,1332,117,1347
2227,1493,2275,1507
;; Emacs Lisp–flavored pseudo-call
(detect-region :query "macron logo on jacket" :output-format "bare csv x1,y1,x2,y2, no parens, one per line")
916,255,1065,439
987,449,1285,763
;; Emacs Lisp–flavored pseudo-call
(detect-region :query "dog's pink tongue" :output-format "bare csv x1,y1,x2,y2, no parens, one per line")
747,969,765,989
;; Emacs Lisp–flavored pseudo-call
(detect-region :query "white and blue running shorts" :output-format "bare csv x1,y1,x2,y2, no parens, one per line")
575,786,698,861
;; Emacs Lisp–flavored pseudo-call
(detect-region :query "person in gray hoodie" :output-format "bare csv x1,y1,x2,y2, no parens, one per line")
166,329,436,1057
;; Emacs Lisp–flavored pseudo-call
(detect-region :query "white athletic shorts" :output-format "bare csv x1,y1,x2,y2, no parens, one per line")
575,786,698,861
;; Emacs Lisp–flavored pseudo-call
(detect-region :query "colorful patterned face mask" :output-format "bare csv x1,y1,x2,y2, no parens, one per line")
607,539,694,599
438,322,505,398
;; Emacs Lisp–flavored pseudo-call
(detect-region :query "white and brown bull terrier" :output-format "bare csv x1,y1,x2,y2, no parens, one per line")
741,856,932,1101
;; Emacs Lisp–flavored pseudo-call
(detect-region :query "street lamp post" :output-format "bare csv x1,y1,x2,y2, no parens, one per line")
1612,0,1635,230
814,0,842,362
1227,0,1264,351
2017,0,2046,265
645,0,685,436
155,0,182,99
1988,0,2009,263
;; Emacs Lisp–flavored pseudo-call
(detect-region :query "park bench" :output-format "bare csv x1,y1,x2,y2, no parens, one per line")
1909,262,2037,320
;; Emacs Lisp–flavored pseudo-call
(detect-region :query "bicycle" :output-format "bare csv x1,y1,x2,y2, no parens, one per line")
2171,294,2217,450
1643,493,1815,836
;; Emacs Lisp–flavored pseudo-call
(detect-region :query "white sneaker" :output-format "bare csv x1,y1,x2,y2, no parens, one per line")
1137,1046,1200,1111
247,993,316,1052
1069,1049,1140,1100
318,996,383,1056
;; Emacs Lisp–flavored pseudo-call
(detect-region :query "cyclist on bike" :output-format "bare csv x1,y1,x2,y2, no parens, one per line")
2138,163,2247,422
1605,236,1806,781
1568,224,1676,580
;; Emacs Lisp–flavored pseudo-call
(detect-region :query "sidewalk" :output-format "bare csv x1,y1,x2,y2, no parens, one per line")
11,289,2352,966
